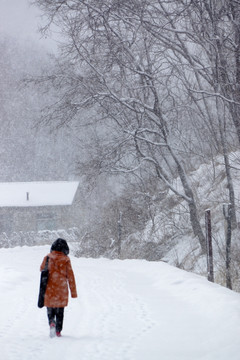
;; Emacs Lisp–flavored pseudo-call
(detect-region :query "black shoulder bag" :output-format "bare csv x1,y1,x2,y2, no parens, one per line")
38,256,49,308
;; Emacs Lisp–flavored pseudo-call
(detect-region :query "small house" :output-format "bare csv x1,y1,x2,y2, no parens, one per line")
0,181,79,233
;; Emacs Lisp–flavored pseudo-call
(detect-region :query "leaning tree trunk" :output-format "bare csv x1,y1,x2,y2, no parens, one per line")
168,144,207,253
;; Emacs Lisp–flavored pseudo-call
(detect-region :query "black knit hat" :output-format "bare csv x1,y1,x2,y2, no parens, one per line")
51,238,69,255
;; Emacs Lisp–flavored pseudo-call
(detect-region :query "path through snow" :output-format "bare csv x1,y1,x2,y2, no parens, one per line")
1,245,240,360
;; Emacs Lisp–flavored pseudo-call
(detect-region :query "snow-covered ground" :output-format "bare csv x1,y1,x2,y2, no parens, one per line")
1,245,240,360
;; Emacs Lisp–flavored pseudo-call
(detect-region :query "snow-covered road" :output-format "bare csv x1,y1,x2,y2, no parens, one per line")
1,245,240,360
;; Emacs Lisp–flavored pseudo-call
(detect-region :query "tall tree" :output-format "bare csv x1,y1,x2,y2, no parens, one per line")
135,0,238,226
32,0,212,252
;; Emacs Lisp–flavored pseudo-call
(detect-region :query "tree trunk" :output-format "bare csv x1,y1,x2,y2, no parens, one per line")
168,145,207,253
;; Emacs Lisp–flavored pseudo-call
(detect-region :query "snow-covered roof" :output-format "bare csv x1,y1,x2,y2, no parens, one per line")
0,181,79,207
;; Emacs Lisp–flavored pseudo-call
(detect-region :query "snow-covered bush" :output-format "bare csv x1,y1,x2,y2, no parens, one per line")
0,227,80,248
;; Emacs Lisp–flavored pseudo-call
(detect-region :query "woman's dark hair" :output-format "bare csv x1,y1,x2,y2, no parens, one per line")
51,238,69,255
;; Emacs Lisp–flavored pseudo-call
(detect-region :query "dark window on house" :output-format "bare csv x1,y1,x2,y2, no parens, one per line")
37,213,56,231
0,214,13,233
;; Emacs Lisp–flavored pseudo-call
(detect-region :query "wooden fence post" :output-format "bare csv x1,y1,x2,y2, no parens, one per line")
205,209,214,282
223,204,232,290
117,211,122,257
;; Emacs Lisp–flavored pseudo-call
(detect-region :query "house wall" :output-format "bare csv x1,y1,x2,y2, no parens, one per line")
0,205,79,234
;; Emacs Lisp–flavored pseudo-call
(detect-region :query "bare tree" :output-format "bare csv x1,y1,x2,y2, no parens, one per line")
33,0,240,252
131,0,239,226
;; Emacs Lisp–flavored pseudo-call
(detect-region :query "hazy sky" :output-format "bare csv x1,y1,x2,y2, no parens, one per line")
0,0,57,50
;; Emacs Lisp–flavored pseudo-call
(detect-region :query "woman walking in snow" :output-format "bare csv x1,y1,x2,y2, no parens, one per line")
40,238,77,337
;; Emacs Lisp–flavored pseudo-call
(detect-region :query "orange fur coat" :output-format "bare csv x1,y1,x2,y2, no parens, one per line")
40,251,77,308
